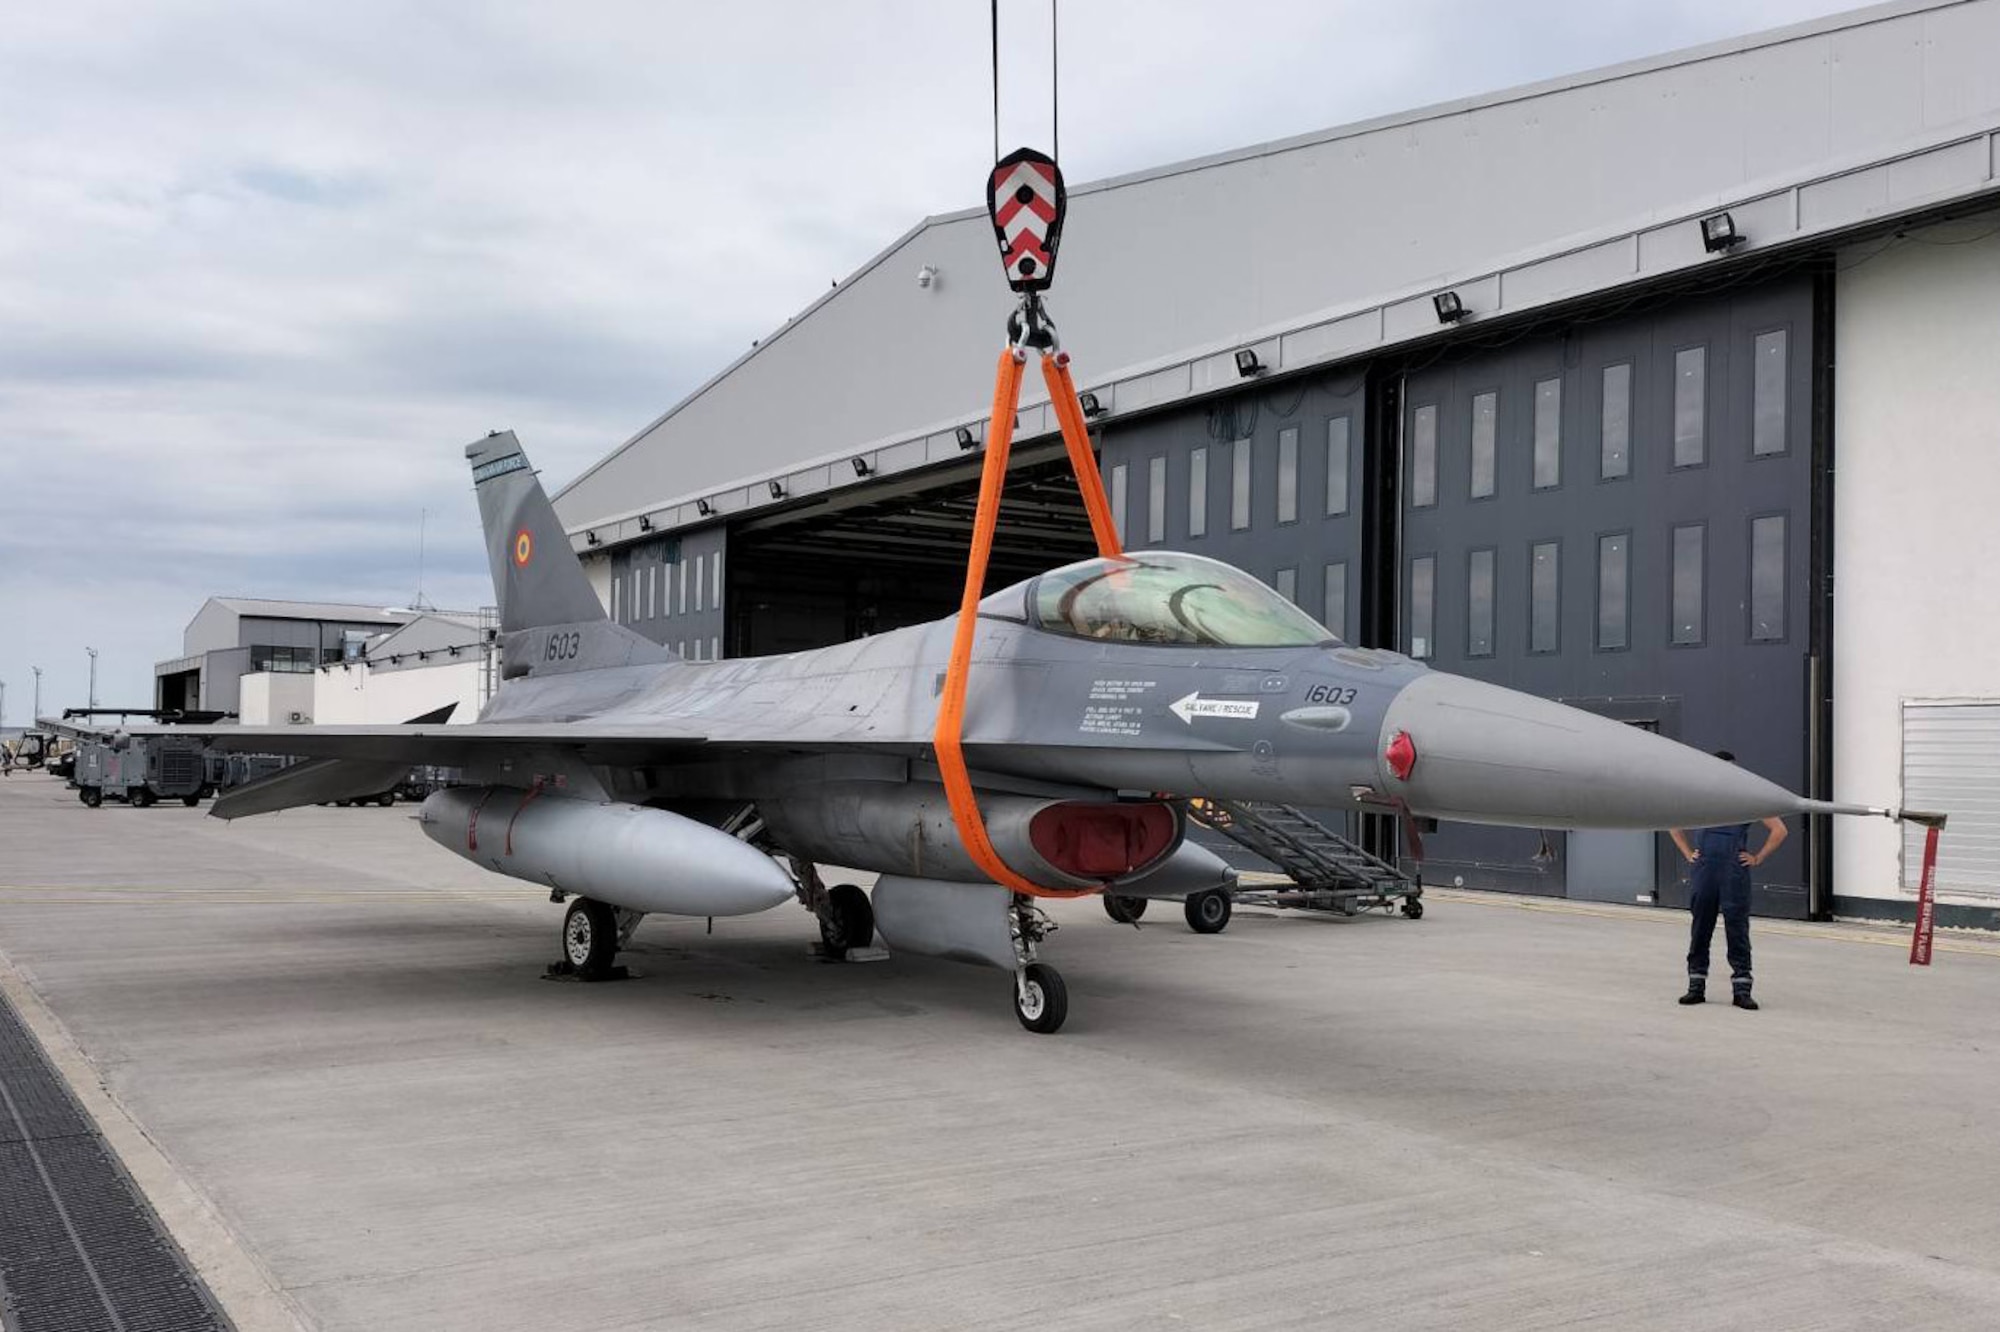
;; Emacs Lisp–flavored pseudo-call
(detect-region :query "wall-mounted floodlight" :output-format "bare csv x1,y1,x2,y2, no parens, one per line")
696,498,715,517
1433,291,1468,324
585,531,602,546
1078,391,1105,418
850,457,872,478
1700,211,1744,254
767,480,785,500
1234,349,1264,378
638,515,654,532
955,426,977,451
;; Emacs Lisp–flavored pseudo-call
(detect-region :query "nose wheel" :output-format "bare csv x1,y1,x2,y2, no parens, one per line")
1012,962,1068,1034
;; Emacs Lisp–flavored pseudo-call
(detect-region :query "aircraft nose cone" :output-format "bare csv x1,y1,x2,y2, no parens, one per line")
1378,673,1807,830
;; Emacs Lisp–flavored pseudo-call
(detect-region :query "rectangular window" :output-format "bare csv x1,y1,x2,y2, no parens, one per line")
1530,541,1560,654
1409,555,1435,660
1753,329,1788,456
1323,562,1348,640
1276,427,1299,524
711,636,721,661
1147,457,1166,544
1673,345,1706,467
1188,448,1208,538
1600,363,1631,479
1410,404,1437,507
1325,417,1350,516
1533,377,1561,489
1467,548,1496,657
1231,439,1251,530
1671,524,1705,646
662,561,673,618
712,551,723,609
1110,464,1128,544
645,566,655,619
1470,391,1497,499
612,577,622,623
693,554,705,612
679,559,688,614
1596,532,1630,650
1275,566,1297,604
1751,514,1787,641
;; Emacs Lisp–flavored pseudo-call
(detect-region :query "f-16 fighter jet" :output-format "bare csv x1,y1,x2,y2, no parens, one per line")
144,432,1903,1033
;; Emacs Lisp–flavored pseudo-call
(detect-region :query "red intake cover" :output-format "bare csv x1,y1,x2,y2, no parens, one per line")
1029,801,1177,883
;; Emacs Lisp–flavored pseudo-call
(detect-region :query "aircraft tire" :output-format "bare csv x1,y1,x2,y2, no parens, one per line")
563,898,620,977
1013,963,1067,1035
819,883,874,956
181,794,201,807
1184,888,1232,935
377,791,396,807
1102,894,1148,924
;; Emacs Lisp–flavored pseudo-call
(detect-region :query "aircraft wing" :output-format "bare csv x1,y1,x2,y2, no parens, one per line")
128,722,711,767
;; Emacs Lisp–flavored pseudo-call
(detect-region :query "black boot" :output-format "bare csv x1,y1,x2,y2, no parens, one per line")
1732,987,1758,1011
1678,978,1706,1005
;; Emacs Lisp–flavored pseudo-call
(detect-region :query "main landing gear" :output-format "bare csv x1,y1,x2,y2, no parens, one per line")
550,895,642,981
818,883,875,959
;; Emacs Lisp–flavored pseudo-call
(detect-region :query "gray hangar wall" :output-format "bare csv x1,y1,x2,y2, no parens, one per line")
1097,274,1819,917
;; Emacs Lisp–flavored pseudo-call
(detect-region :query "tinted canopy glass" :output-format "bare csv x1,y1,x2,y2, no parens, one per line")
1032,553,1337,647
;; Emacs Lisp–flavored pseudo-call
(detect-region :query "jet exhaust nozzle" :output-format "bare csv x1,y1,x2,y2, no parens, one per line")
420,786,796,917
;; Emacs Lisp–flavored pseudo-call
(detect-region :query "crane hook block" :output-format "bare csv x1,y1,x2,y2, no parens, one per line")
987,147,1066,293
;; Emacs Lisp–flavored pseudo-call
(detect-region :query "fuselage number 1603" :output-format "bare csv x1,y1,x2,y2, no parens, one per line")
1305,684,1357,706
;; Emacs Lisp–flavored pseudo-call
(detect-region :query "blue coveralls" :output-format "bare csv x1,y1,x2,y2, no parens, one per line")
1687,822,1754,993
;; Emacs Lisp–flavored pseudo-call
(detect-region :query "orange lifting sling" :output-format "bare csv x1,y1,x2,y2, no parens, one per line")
932,144,1124,898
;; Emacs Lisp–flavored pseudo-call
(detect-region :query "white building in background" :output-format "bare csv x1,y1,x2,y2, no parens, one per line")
159,600,496,728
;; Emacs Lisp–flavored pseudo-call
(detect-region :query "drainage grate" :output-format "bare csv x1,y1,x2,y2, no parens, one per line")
0,989,231,1332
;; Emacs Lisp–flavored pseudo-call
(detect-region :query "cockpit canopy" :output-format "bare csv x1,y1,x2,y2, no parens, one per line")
1024,552,1338,648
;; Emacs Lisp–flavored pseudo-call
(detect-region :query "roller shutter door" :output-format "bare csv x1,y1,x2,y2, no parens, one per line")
1902,701,2000,896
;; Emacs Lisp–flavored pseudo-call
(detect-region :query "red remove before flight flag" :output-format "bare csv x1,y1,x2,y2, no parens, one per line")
1909,823,1941,965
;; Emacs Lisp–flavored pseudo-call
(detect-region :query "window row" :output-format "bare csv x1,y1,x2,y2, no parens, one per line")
1407,328,1789,507
1110,416,1355,544
613,551,724,624
1406,515,1788,659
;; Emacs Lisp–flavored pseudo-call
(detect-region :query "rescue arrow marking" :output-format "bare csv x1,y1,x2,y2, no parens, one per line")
1169,692,1260,724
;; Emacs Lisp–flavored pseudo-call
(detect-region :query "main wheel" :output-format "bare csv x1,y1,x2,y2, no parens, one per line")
819,883,874,957
1102,893,1148,924
181,794,201,807
1013,962,1068,1034
1184,888,1233,934
562,898,620,977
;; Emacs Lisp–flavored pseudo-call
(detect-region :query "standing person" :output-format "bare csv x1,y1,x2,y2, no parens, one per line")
1668,751,1788,1011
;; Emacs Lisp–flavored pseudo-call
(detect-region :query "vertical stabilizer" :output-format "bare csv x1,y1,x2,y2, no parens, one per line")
468,431,612,633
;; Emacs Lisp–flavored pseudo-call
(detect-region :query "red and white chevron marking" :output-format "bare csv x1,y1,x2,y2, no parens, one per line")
991,159,1058,274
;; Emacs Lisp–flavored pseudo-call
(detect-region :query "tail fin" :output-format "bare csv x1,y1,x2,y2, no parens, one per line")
468,431,610,634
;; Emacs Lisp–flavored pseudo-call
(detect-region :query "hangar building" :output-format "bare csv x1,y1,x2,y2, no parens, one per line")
550,0,2000,924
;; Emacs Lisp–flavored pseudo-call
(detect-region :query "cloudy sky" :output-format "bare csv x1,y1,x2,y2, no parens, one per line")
0,0,1867,719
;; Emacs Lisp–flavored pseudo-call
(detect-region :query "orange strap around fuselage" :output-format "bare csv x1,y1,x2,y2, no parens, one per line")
932,346,1124,899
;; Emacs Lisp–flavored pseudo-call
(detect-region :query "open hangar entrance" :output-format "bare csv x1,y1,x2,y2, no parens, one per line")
722,441,1100,657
